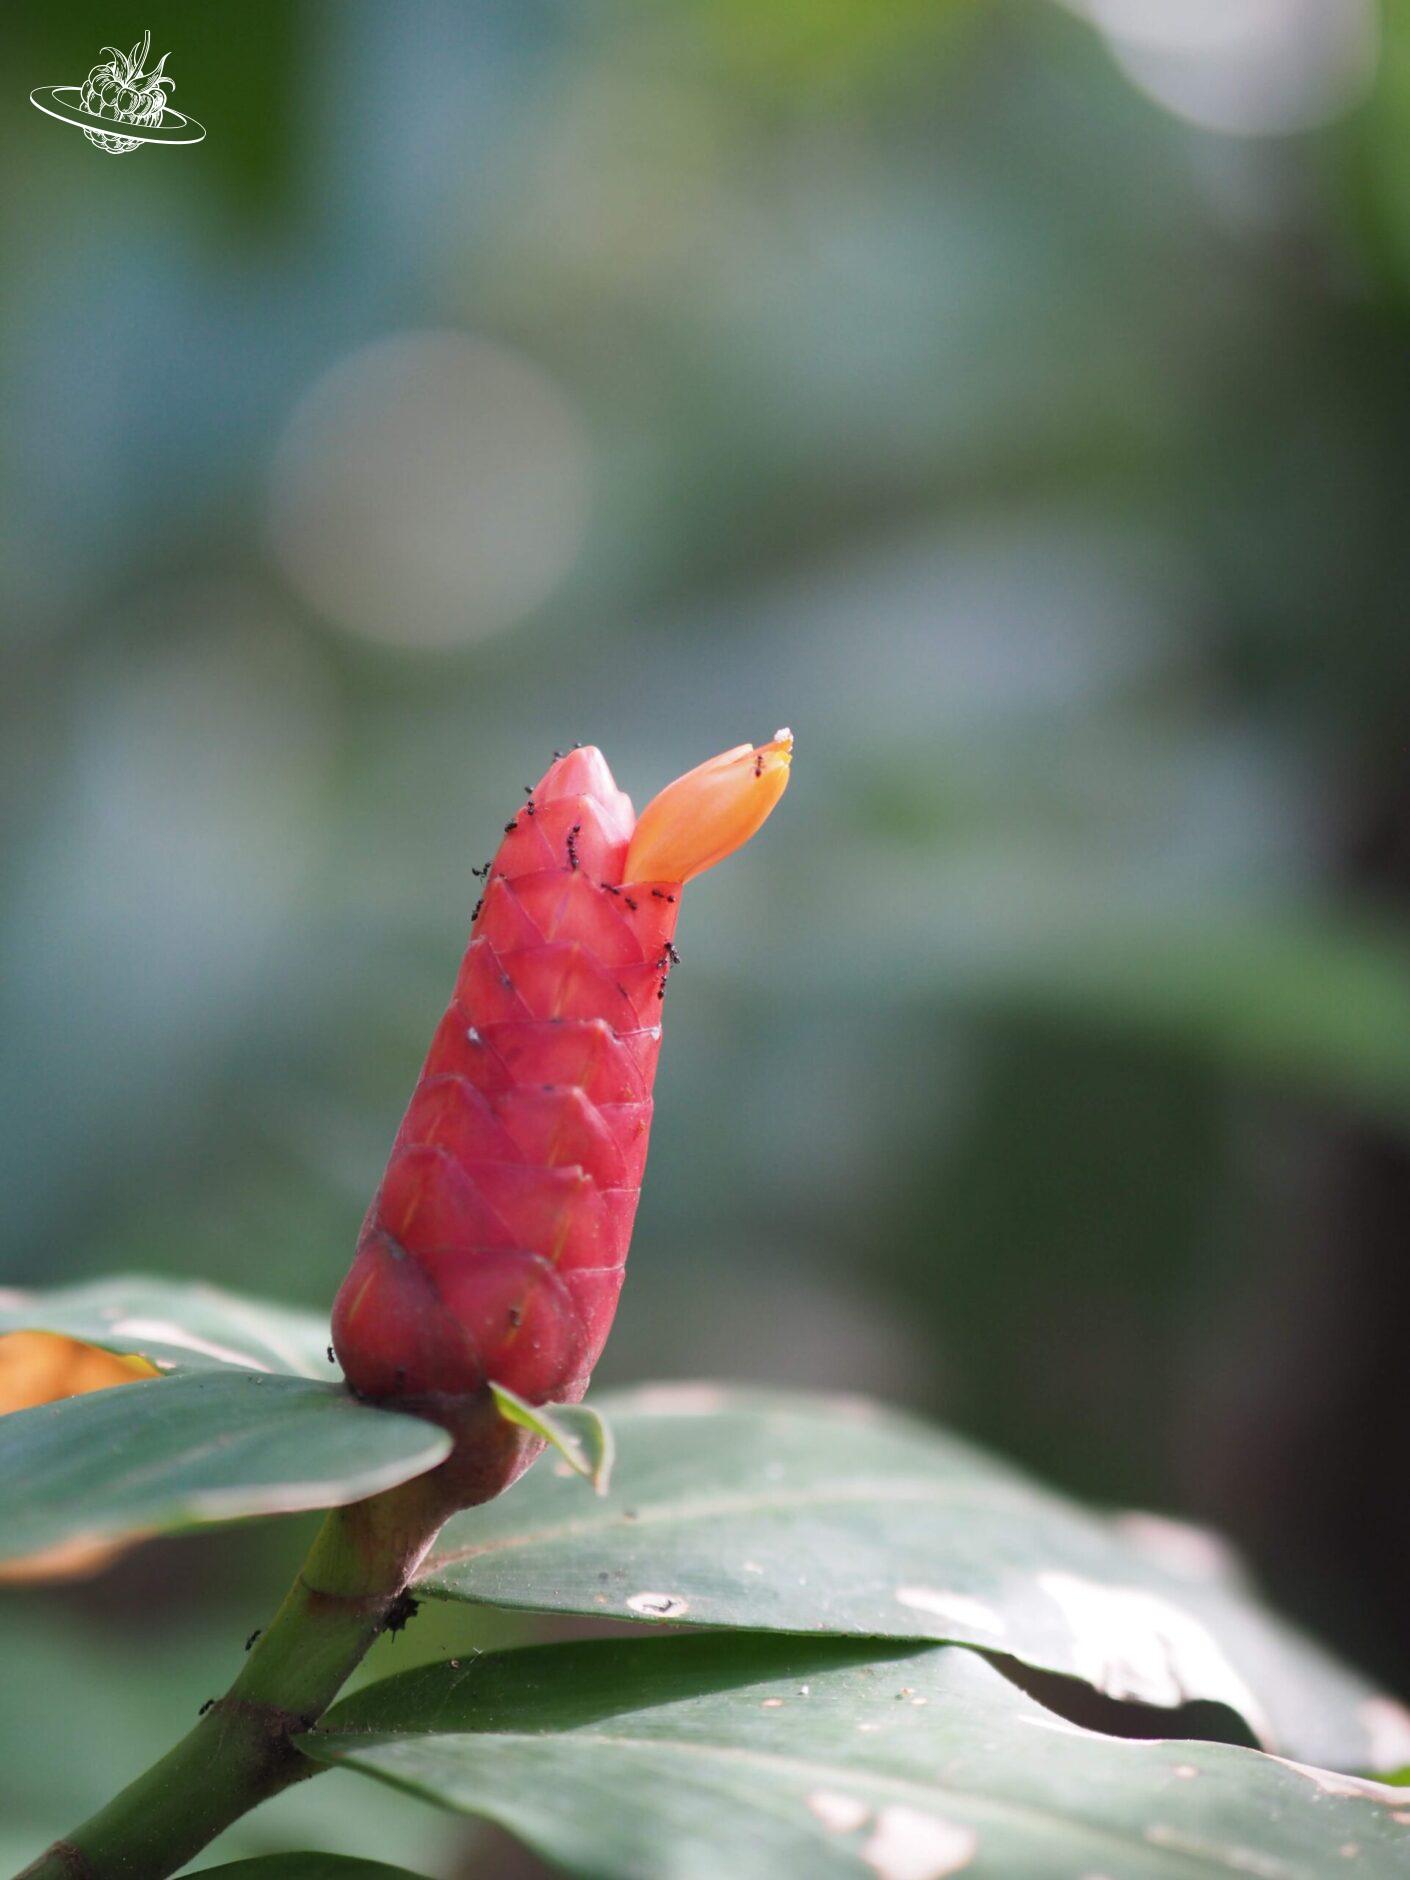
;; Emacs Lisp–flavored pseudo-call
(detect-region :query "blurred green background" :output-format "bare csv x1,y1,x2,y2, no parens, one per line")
5,1,1410,1870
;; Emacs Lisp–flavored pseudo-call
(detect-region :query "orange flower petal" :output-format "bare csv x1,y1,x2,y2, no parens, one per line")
625,730,793,885
0,1330,155,1414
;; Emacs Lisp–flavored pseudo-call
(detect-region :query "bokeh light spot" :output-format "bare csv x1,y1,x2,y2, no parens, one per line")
1064,0,1378,136
268,330,590,649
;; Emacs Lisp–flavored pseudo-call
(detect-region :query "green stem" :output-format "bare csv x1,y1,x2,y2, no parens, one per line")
18,1471,453,1880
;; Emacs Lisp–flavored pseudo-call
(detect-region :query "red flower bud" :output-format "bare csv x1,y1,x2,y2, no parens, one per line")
331,736,791,1495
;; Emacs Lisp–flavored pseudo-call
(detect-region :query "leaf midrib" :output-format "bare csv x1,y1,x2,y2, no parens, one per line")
424,1478,1054,1576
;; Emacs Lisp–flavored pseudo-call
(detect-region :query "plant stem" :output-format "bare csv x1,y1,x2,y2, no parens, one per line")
18,1471,453,1880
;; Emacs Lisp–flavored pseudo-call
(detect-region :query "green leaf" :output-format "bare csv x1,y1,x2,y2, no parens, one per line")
0,1276,452,1565
199,1860,431,1879
490,1382,614,1494
0,1276,335,1378
0,1371,450,1566
417,1385,1410,1775
307,1635,1410,1879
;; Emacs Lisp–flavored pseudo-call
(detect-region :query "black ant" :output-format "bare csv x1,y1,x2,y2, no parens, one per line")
504,817,518,834
245,1629,262,1652
385,1592,420,1636
566,824,582,871
471,861,491,879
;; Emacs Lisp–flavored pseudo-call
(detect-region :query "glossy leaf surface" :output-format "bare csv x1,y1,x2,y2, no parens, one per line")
310,1635,1410,1878
419,1385,1409,1773
0,1371,450,1565
0,1276,336,1378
